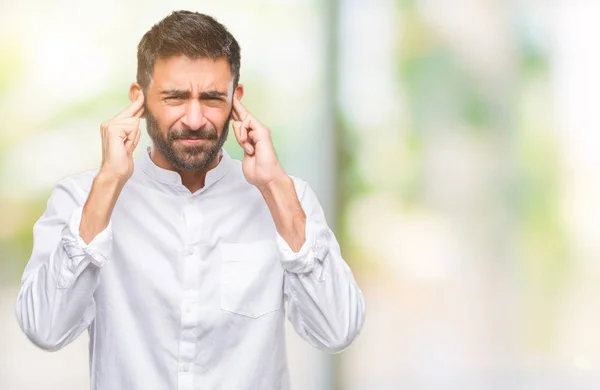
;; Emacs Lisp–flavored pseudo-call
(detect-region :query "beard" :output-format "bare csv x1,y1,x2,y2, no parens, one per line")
145,106,231,172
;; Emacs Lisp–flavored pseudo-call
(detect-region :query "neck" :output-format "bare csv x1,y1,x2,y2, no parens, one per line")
149,146,222,192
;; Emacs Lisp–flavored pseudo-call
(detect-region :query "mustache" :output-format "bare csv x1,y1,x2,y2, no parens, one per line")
168,127,218,141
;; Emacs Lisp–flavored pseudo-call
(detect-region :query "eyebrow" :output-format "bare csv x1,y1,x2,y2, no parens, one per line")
159,89,228,100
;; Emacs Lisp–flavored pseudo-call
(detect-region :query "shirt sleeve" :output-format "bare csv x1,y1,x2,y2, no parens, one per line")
278,178,366,353
64,205,113,271
15,177,113,351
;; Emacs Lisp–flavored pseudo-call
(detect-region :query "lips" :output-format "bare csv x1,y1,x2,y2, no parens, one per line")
179,138,205,144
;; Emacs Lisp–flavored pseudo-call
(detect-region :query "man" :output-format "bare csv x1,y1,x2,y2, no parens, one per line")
16,10,365,390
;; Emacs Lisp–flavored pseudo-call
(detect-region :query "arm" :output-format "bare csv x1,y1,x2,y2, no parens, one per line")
15,90,144,351
260,178,366,353
230,92,365,353
15,175,117,351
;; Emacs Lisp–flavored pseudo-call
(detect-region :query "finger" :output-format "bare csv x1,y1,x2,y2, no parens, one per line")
114,125,138,142
115,91,144,120
109,128,132,148
133,127,142,149
124,129,135,150
239,114,253,144
247,127,259,144
125,125,139,147
232,94,249,122
231,109,241,122
107,118,140,136
232,121,246,151
133,105,144,119
121,121,140,137
242,138,254,155
233,121,254,155
127,128,142,154
232,121,242,144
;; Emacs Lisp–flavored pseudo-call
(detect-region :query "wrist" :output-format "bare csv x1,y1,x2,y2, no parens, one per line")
97,169,129,188
257,173,292,195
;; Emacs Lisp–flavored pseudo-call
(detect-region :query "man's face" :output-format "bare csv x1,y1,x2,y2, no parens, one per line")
144,56,235,172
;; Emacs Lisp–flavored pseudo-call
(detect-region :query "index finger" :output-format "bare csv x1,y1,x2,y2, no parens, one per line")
232,93,249,121
115,92,144,120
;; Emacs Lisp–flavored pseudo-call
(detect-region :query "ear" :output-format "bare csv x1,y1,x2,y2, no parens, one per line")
234,84,244,101
129,83,145,118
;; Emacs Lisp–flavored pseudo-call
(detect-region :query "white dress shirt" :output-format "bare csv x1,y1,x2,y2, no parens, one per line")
16,147,365,390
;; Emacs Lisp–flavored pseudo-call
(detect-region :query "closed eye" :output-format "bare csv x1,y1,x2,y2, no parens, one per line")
162,96,187,106
159,89,228,104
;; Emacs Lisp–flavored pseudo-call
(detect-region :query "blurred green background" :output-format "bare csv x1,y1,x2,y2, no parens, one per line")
2,0,600,389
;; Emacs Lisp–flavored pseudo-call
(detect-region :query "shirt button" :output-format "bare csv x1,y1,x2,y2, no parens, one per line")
185,299,196,313
180,363,190,372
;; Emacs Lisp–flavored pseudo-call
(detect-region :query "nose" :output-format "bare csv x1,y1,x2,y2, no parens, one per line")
181,100,208,130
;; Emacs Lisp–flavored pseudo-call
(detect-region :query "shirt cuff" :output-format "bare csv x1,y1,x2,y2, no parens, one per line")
61,206,113,268
276,217,329,274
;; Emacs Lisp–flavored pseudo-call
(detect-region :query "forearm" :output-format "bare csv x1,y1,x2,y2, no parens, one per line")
17,179,113,351
17,246,100,351
80,172,124,244
274,179,365,353
258,175,306,252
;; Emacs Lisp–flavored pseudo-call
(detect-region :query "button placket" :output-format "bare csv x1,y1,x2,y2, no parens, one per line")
184,298,196,313
177,198,203,390
184,246,195,257
180,363,191,372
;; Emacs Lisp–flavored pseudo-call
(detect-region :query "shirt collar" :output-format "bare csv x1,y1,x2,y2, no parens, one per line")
139,146,232,189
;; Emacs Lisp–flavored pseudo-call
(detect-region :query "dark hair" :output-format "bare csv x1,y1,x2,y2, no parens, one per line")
136,10,241,90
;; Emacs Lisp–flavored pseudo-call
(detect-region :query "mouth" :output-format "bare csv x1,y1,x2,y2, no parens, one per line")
178,138,207,144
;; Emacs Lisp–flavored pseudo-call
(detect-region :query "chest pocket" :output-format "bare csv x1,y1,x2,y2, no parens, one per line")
220,240,284,318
